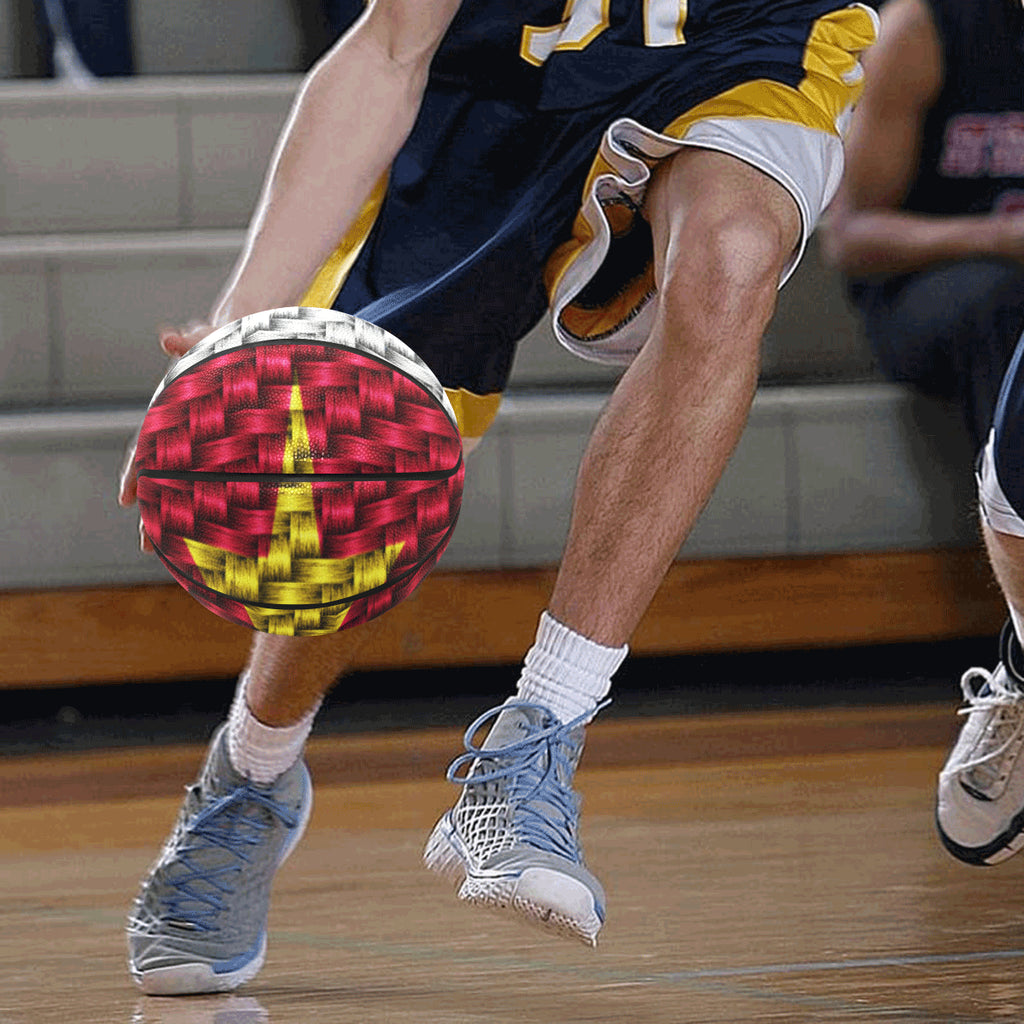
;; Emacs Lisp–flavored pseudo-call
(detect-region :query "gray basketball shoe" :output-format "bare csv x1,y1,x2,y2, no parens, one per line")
127,726,312,995
424,700,607,946
937,621,1024,865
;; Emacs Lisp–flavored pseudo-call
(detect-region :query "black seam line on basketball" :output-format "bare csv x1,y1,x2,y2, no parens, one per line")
136,461,461,484
150,514,459,612
154,334,460,431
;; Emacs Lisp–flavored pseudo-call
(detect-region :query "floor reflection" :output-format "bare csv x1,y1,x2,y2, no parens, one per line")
131,995,269,1024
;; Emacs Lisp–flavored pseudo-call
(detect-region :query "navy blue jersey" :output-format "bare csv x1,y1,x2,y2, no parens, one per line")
523,0,875,110
904,0,1024,217
330,0,868,107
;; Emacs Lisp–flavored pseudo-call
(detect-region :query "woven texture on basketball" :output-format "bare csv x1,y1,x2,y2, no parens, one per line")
153,307,457,431
135,331,464,636
145,475,461,634
136,343,461,477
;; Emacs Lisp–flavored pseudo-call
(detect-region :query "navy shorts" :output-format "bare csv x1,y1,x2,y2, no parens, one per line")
301,2,878,438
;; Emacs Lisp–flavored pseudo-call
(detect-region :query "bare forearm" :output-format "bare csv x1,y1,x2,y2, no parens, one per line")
823,208,1017,278
210,23,432,325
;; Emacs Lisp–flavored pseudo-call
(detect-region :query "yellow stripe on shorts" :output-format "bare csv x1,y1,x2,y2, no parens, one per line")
663,4,878,140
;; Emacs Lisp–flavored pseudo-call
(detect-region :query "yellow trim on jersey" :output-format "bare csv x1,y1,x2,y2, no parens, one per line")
543,152,614,303
445,388,503,440
545,173,656,341
558,267,655,341
521,0,612,68
300,172,389,309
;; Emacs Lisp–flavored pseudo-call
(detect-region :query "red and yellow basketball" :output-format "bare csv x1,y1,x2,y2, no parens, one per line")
134,308,464,636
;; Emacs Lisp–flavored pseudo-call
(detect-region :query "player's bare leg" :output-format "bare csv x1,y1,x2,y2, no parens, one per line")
241,622,367,726
549,148,800,645
240,432,481,729
426,148,801,944
981,523,1024,629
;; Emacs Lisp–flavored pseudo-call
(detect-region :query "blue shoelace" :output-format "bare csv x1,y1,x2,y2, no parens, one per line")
160,783,299,932
446,700,609,862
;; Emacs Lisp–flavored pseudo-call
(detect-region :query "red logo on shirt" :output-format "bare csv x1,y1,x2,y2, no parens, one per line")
940,113,1024,178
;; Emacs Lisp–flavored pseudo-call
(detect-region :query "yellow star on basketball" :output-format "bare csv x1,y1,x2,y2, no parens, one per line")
184,379,404,635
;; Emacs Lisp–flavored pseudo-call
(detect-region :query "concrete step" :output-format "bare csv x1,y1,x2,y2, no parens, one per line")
0,228,621,408
0,385,977,590
0,230,243,406
0,76,297,235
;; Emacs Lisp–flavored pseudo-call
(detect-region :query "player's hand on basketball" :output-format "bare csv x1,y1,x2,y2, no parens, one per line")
159,321,216,358
117,428,155,551
118,322,217,550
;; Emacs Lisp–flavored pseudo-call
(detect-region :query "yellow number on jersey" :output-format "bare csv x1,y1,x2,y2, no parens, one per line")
521,0,688,66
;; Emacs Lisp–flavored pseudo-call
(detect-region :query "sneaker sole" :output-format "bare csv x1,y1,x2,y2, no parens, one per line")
131,767,314,996
133,933,268,996
424,814,602,947
936,801,1024,866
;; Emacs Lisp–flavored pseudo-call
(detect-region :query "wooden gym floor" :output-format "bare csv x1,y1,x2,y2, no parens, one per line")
5,702,1024,1023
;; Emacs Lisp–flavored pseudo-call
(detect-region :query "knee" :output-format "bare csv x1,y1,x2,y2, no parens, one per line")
658,204,793,336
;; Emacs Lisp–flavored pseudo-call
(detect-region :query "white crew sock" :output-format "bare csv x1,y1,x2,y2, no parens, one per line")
226,672,320,785
515,611,628,725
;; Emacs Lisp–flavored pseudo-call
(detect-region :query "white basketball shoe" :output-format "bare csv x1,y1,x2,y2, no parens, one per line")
424,700,606,946
127,726,312,994
937,621,1024,864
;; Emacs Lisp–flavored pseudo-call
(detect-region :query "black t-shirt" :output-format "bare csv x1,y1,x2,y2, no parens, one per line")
850,0,1024,309
905,0,1024,219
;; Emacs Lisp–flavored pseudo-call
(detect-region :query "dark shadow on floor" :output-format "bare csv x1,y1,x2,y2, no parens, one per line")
0,634,996,756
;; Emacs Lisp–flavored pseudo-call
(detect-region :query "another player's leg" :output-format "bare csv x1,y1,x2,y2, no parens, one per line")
938,348,1024,863
425,148,801,945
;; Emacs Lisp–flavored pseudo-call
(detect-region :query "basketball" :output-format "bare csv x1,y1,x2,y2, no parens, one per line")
134,307,464,636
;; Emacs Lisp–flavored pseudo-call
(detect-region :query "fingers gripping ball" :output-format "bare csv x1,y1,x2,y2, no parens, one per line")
134,308,464,636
